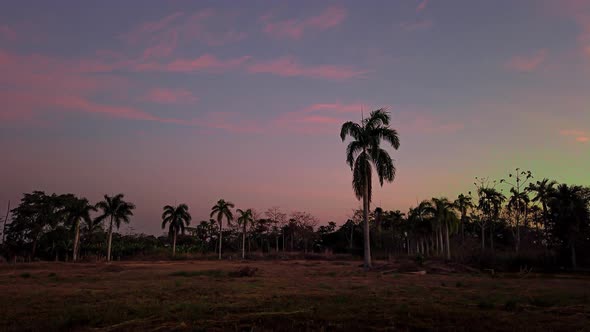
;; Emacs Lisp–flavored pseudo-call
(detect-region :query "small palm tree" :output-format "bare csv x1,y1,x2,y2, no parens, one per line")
340,108,400,268
95,194,135,262
62,196,96,262
210,199,234,260
236,208,254,259
161,204,192,257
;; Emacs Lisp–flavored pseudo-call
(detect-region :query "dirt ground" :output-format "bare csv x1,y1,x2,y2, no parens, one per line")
0,259,589,331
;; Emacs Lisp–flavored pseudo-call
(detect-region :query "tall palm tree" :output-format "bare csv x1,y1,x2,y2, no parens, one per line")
454,194,473,242
210,199,234,260
161,204,191,257
95,194,135,262
340,108,400,268
62,196,96,262
428,198,458,260
478,188,505,252
236,208,254,259
527,178,557,237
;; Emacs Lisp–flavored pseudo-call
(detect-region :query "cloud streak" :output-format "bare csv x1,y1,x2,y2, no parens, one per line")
247,57,367,80
261,7,347,39
560,129,589,143
505,49,547,72
143,88,198,104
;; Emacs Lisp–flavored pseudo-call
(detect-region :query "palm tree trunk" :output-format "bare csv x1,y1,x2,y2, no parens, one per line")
438,228,444,256
73,220,81,262
461,214,465,243
362,171,372,269
445,223,451,260
107,216,113,262
242,224,246,259
542,202,548,248
282,232,285,251
173,231,177,257
489,219,494,252
349,225,354,249
218,220,222,260
275,235,279,252
481,224,485,249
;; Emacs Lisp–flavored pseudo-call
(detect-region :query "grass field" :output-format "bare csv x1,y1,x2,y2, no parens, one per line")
0,260,589,331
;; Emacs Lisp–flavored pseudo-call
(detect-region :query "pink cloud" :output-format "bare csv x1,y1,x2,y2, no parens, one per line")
548,0,590,58
273,103,463,136
416,0,429,13
121,9,246,59
135,54,251,72
120,12,185,45
262,7,347,39
505,50,547,72
247,57,367,80
302,103,365,114
400,19,433,31
0,25,16,40
143,88,198,104
560,129,589,143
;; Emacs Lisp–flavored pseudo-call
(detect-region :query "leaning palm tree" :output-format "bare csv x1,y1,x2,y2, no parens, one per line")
63,196,96,262
161,204,191,257
236,208,254,259
340,108,400,268
210,199,234,260
95,194,135,262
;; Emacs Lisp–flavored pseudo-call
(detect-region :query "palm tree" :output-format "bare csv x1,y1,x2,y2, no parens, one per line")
478,188,505,252
62,196,96,262
507,188,530,252
454,194,473,242
428,198,458,260
527,178,557,238
210,199,234,260
549,184,590,269
95,194,135,262
236,208,254,259
161,204,191,257
340,108,400,268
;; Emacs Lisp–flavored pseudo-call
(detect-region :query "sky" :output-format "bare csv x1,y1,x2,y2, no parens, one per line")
1,0,589,235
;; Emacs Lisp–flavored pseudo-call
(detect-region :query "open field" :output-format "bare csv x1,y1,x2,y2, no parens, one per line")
0,260,589,331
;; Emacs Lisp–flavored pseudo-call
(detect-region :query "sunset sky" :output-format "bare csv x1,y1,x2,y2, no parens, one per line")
1,0,589,235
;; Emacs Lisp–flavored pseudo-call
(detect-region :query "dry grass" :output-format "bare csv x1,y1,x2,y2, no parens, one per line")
0,260,589,331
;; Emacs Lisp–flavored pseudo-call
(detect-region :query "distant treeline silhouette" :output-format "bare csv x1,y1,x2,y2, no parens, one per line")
1,109,588,270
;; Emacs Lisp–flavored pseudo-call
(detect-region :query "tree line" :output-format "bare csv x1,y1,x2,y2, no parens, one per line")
1,109,588,271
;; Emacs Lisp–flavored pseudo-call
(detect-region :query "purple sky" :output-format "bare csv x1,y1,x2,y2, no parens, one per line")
1,0,589,235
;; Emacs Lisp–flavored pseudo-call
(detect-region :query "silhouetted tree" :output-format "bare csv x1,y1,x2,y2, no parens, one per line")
95,194,135,262
161,204,191,257
210,199,234,260
340,108,400,268
236,208,254,259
